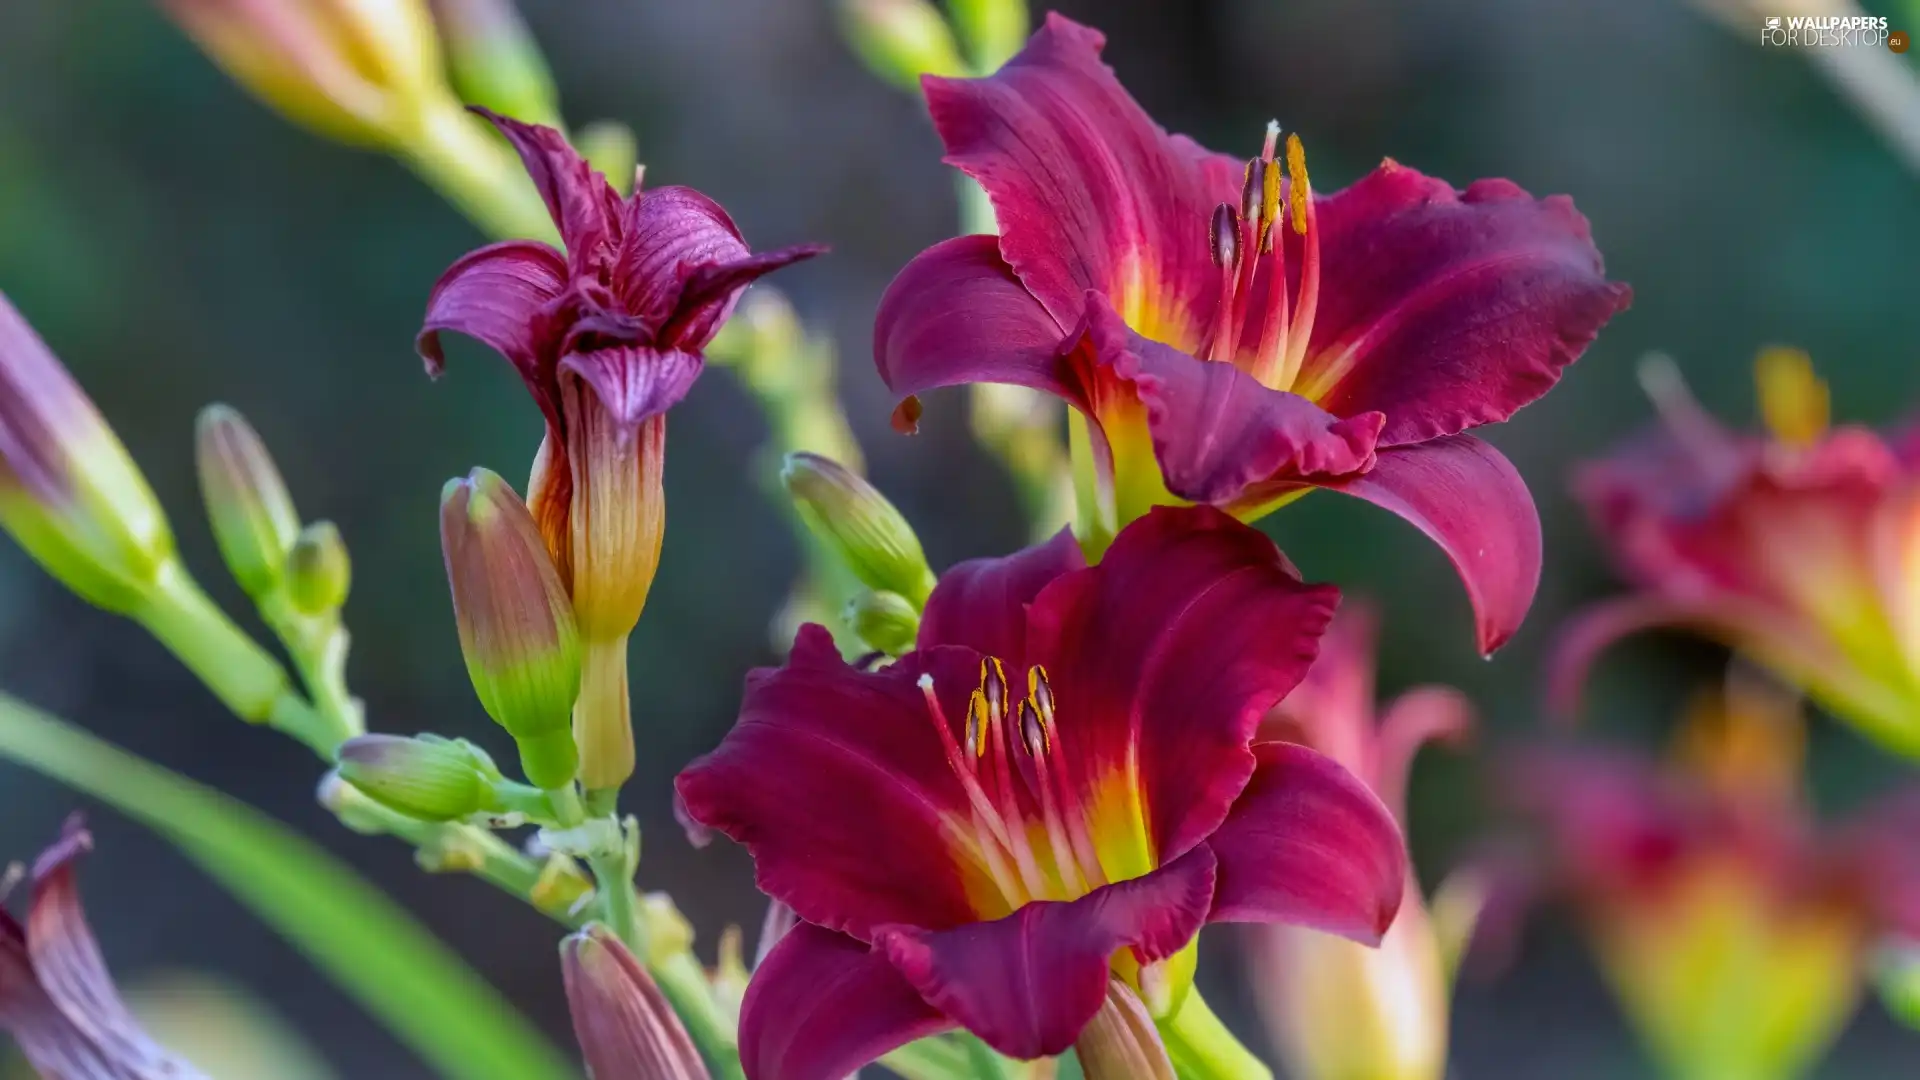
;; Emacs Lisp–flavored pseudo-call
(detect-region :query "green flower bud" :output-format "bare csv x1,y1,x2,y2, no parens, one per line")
336,733,502,821
947,0,1030,69
286,520,351,615
427,0,562,128
846,589,920,656
0,292,176,614
837,0,968,92
781,452,936,606
441,468,582,789
195,404,300,599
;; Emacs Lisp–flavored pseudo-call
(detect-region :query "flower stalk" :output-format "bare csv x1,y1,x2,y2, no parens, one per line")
1158,991,1272,1080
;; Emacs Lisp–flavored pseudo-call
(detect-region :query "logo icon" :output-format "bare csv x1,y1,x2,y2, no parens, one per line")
1765,16,1781,29
1893,29,1911,53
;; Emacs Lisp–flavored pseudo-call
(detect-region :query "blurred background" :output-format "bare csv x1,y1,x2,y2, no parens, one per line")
0,0,1916,1075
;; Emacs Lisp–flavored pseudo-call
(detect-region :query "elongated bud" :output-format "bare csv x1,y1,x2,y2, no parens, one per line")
336,733,503,821
442,468,582,789
195,405,299,599
427,0,560,128
1075,981,1176,1080
781,452,936,607
156,0,447,147
0,292,175,614
946,0,1029,68
562,925,712,1080
838,0,968,92
286,520,351,615
847,589,920,655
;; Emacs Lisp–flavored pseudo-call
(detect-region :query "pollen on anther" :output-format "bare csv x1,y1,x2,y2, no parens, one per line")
1285,134,1311,236
968,689,991,758
1018,700,1048,756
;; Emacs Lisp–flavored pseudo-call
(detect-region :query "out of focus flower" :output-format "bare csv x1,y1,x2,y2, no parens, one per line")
1554,350,1920,757
561,925,711,1080
427,0,560,128
0,817,209,1079
678,506,1405,1078
874,14,1630,653
1496,673,1920,1080
441,468,582,790
837,0,968,91
155,0,446,147
1250,605,1474,1080
417,112,823,790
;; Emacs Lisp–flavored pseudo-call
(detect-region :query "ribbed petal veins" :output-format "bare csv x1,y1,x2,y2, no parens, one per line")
739,924,951,1080
876,847,1216,1060
559,346,705,434
1205,743,1405,944
475,107,622,265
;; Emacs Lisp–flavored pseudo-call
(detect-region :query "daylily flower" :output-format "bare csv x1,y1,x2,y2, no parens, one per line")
677,505,1406,1079
873,14,1631,653
1495,672,1920,1080
417,110,823,789
0,816,209,1079
1553,349,1920,757
1250,605,1474,1080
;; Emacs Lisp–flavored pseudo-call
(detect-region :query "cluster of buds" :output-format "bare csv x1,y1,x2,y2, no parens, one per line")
780,451,937,655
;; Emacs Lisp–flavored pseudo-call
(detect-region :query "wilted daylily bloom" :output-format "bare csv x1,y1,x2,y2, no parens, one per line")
1496,674,1920,1080
417,110,824,790
677,506,1406,1079
1554,350,1920,757
874,14,1630,653
0,817,209,1079
1251,605,1474,1080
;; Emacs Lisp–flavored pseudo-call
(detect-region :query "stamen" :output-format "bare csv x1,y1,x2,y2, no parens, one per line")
1285,133,1311,236
967,689,989,757
1027,665,1109,890
1240,159,1265,226
1208,203,1239,270
1027,665,1055,728
1275,133,1321,389
1019,699,1048,756
919,674,1015,851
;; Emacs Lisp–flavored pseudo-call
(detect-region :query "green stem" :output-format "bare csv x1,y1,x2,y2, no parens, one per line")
397,100,559,243
1158,991,1271,1080
587,844,641,952
133,561,304,732
257,591,362,754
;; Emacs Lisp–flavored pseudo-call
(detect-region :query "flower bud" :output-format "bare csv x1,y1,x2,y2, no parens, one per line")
195,404,300,599
946,0,1030,68
336,733,502,821
316,769,390,835
781,452,935,607
562,925,711,1080
846,589,919,656
286,520,351,615
0,292,176,614
427,0,561,128
1075,981,1175,1080
837,0,968,92
442,468,582,789
156,0,447,147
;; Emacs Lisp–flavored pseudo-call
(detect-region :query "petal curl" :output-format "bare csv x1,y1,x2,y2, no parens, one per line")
474,108,621,263
1326,436,1542,655
1205,743,1405,944
740,923,951,1080
924,14,1236,347
916,527,1085,666
874,235,1079,404
415,240,569,415
614,186,755,344
1026,506,1339,870
675,627,988,938
1370,686,1475,821
1088,304,1382,508
1288,167,1631,444
559,346,705,433
667,244,827,348
876,846,1216,1060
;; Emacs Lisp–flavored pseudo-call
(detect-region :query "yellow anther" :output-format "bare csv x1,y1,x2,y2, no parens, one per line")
1285,133,1311,236
968,689,990,757
1027,665,1056,725
1754,346,1829,449
1261,151,1283,253
1018,700,1049,756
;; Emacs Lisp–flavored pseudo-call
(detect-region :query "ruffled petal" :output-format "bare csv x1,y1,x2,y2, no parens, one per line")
916,527,1085,667
473,108,621,264
614,186,753,343
925,14,1236,348
415,240,569,417
1205,743,1405,944
1088,303,1383,509
558,346,704,433
1326,436,1542,656
1025,506,1339,873
675,627,991,939
667,244,826,348
740,923,951,1080
0,818,206,1079
1288,167,1631,444
876,846,1216,1060
874,235,1081,404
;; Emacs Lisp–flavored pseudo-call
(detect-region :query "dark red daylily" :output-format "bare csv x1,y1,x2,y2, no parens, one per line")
1250,606,1473,1080
0,817,208,1079
1491,673,1920,1080
873,14,1630,654
676,506,1406,1078
1553,350,1920,756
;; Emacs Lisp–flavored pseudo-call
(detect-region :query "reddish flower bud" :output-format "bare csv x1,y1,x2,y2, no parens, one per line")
562,925,711,1080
